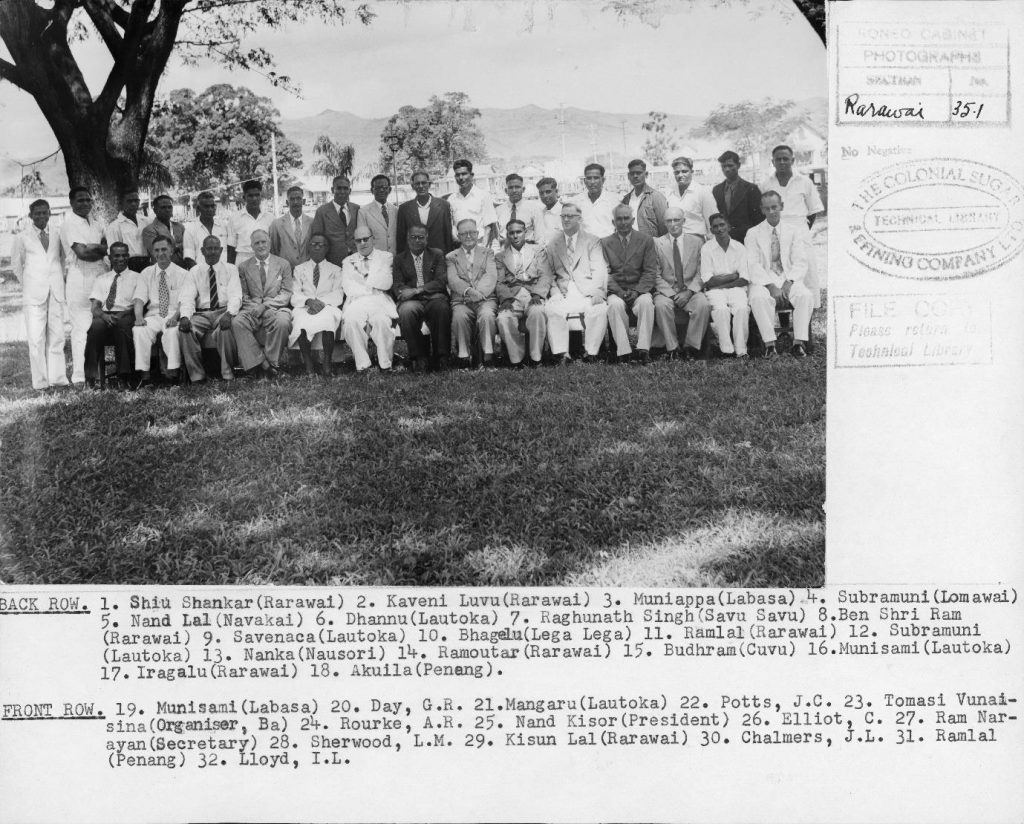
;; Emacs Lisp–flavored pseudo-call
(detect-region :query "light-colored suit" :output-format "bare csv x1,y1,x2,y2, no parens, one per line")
447,246,498,359
10,225,67,388
269,213,313,269
745,220,813,344
538,231,609,357
232,254,293,370
289,259,344,348
132,262,188,373
495,244,549,364
341,250,397,370
358,200,398,254
653,233,711,352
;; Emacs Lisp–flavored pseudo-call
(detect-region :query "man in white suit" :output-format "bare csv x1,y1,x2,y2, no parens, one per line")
290,233,344,378
358,175,398,254
745,191,813,358
447,218,499,368
60,185,108,385
10,199,68,390
495,219,550,367
539,203,610,364
341,227,398,373
269,186,313,268
133,236,188,385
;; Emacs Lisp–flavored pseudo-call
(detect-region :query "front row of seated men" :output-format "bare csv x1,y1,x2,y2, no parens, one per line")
79,189,812,386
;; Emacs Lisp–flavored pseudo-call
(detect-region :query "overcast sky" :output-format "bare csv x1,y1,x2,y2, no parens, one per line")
0,0,825,160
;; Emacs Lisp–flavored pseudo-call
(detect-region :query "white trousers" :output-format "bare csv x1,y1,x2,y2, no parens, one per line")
606,292,655,355
706,287,750,355
133,315,182,372
748,282,814,344
24,295,69,389
545,286,608,357
343,297,396,370
65,270,97,384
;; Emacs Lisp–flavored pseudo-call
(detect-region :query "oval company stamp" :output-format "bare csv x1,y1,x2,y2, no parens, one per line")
848,158,1024,280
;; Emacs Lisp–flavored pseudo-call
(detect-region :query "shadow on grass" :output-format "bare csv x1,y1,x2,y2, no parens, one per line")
0,337,825,587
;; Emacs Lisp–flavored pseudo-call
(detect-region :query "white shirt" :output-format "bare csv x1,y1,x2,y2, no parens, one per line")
628,191,644,231
60,211,107,279
762,172,825,223
89,268,140,311
495,198,544,243
416,197,433,226
341,250,395,299
572,189,620,239
536,201,563,244
333,201,355,225
291,259,344,308
180,261,243,317
699,238,749,288
183,218,229,264
104,212,147,257
135,263,188,318
448,185,498,242
666,181,718,238
226,210,273,260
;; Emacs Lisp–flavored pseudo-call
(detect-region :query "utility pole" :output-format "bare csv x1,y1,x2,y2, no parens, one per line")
557,104,568,168
588,124,598,162
621,120,628,155
270,131,280,216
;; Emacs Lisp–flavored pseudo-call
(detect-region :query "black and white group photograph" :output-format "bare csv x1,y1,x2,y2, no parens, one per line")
0,0,828,587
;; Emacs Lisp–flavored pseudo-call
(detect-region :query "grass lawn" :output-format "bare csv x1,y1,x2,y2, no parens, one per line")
0,311,825,587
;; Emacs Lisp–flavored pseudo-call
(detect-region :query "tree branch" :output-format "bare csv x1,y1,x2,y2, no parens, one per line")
81,0,125,56
0,56,28,91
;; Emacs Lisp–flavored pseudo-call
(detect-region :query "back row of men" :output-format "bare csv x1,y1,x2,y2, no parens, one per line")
11,147,822,389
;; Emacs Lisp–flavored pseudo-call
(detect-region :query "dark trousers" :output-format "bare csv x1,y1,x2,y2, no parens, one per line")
85,312,135,379
397,295,451,361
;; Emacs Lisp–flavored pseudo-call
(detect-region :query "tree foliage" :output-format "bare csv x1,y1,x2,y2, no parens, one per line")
311,135,355,180
689,98,803,166
379,92,487,181
146,84,302,195
641,111,679,166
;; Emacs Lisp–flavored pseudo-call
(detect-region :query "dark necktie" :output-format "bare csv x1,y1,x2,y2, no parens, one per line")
259,260,267,291
338,205,347,229
510,202,517,222
381,203,389,227
105,273,119,310
40,228,49,250
673,238,684,282
313,262,321,289
208,266,219,310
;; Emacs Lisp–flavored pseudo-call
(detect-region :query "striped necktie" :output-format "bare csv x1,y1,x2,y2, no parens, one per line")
208,266,219,310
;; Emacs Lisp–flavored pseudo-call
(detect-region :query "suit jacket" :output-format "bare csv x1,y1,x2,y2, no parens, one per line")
653,234,703,297
396,197,456,255
141,219,187,266
712,177,764,242
744,220,810,288
10,225,65,305
269,213,313,269
309,201,361,267
340,250,396,308
446,246,497,306
539,231,608,300
238,254,293,313
392,247,448,299
358,200,398,254
495,244,550,303
621,185,669,238
601,231,659,296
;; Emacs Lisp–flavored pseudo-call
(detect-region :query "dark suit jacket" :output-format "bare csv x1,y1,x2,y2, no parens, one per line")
396,197,456,256
712,177,764,243
600,231,659,295
309,201,360,267
392,247,448,300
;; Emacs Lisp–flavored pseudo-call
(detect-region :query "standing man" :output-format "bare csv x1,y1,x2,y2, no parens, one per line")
132,236,187,385
141,194,187,267
289,234,344,378
340,227,398,374
183,191,229,267
653,207,711,360
269,186,313,268
178,236,242,383
309,176,360,267
392,225,451,373
700,214,751,359
395,170,455,255
667,156,718,241
84,242,137,388
227,179,273,267
10,199,68,390
495,219,549,368
711,150,763,243
447,218,498,368
60,185,108,386
745,191,813,358
572,163,620,238
447,160,498,247
495,174,542,245
601,204,660,364
623,159,669,238
105,189,149,272
535,177,564,244
232,229,293,379
357,175,398,254
539,203,609,364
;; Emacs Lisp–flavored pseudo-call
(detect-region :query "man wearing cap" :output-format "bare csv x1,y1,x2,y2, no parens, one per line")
232,229,293,378
392,225,451,373
711,150,763,243
495,219,549,367
178,236,242,383
290,233,344,378
341,226,398,373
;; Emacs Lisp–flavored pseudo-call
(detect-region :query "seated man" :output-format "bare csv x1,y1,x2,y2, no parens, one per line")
232,229,293,379
652,207,711,360
496,219,550,367
539,203,609,364
178,236,242,383
699,214,751,359
447,218,498,368
745,191,813,358
289,233,344,378
341,227,398,373
133,236,188,386
601,203,659,364
393,225,451,372
84,242,139,388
